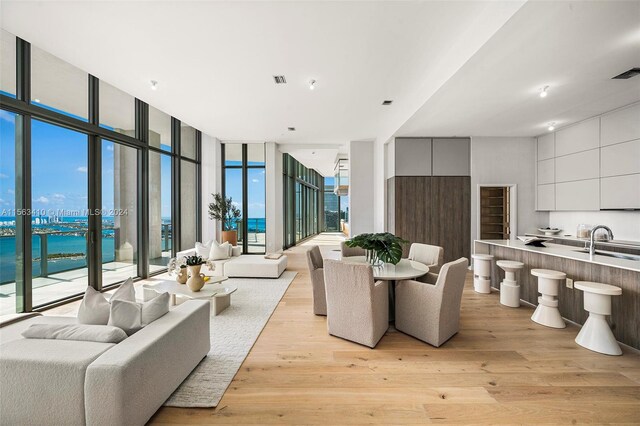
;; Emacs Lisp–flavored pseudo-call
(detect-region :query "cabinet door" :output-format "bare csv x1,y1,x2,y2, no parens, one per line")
555,179,600,211
601,103,640,147
395,138,432,176
601,175,640,209
601,139,640,177
537,133,555,160
555,117,600,156
432,138,470,176
555,149,599,182
537,158,555,184
537,184,555,211
430,176,470,262
394,176,431,257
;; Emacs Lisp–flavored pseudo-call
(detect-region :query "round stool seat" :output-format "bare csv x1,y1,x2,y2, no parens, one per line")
472,254,494,261
575,281,622,296
531,269,566,279
497,260,524,272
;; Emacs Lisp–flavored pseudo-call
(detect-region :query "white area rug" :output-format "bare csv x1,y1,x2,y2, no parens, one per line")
163,271,297,408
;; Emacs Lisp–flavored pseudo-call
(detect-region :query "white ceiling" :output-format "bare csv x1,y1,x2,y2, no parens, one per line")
1,1,639,175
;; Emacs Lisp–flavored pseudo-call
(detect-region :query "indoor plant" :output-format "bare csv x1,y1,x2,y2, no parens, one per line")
208,193,241,245
185,255,206,292
345,232,407,266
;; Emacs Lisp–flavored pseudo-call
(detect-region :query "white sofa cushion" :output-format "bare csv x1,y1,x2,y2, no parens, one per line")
77,278,135,325
223,255,288,278
108,292,171,335
210,240,232,260
22,323,128,343
195,240,212,258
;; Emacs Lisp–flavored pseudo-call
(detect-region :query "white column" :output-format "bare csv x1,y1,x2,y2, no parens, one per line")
348,140,375,236
201,134,221,242
265,142,283,253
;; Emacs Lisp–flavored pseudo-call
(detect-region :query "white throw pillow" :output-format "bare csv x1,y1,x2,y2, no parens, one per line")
231,246,242,257
77,278,135,325
195,240,212,258
108,292,170,335
22,323,127,343
210,240,231,260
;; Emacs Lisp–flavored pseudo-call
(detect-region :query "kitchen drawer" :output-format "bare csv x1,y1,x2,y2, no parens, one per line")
555,179,599,211
601,103,640,146
537,158,555,184
601,174,640,209
555,149,599,182
537,133,555,160
537,184,555,211
601,139,640,177
555,117,599,156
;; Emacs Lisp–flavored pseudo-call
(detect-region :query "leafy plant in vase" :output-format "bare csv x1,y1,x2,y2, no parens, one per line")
208,193,241,246
185,255,206,292
345,232,407,266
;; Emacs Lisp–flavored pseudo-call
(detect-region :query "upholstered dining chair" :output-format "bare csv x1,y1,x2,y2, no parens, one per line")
408,243,444,284
394,257,469,347
340,241,366,258
305,245,326,316
324,259,389,348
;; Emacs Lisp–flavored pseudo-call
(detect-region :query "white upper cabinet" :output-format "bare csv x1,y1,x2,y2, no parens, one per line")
395,138,432,176
601,139,640,177
432,138,470,176
555,179,600,211
601,175,640,209
555,149,599,183
555,117,600,156
537,158,555,184
537,133,555,160
601,103,640,147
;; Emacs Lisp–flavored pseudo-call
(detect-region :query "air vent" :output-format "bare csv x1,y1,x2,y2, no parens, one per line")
612,68,640,79
273,75,287,84
288,127,296,131
382,100,393,105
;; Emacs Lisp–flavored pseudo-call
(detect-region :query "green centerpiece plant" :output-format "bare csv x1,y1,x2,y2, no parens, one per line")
345,232,407,266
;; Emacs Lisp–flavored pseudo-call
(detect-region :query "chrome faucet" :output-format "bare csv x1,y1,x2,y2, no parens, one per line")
589,225,614,257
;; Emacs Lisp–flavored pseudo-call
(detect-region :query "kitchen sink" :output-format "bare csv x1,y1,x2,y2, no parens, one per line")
572,248,640,261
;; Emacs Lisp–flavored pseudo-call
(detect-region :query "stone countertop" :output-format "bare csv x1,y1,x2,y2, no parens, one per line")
475,239,640,273
525,233,640,249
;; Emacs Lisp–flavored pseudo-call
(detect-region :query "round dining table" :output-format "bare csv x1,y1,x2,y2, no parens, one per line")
343,256,429,321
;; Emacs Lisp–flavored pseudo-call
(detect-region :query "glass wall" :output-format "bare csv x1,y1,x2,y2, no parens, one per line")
282,154,323,249
0,31,202,313
222,144,265,253
323,177,340,231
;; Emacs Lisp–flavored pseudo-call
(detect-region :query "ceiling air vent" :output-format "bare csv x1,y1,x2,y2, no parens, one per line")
273,75,287,84
382,100,393,105
288,127,296,131
612,68,640,79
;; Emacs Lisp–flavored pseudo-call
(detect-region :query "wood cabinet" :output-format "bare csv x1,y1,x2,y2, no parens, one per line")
479,187,510,240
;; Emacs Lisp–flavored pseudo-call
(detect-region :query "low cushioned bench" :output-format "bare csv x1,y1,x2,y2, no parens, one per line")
177,248,288,279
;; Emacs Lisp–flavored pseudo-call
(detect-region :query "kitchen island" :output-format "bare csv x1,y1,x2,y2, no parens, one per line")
474,239,640,350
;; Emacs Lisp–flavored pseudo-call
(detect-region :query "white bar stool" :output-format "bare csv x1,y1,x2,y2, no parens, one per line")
574,281,622,356
531,269,566,329
496,260,524,307
471,254,494,294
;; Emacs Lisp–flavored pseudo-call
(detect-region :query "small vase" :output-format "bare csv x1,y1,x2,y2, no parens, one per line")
366,250,384,267
175,267,188,284
186,264,206,292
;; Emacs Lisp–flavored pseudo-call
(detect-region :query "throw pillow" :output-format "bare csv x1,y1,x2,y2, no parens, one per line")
77,277,135,325
210,240,231,260
108,292,170,335
141,292,170,326
22,323,128,344
195,240,212,258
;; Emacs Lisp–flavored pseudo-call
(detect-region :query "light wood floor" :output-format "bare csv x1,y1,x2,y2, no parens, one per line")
147,234,640,425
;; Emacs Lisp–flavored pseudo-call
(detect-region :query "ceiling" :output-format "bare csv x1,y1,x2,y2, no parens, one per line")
1,1,639,176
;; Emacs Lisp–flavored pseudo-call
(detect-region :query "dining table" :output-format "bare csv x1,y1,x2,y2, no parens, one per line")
343,256,429,321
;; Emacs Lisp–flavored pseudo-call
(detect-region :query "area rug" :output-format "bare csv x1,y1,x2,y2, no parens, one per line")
163,271,297,407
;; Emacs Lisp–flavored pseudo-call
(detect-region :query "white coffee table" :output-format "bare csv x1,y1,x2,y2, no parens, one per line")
142,277,237,316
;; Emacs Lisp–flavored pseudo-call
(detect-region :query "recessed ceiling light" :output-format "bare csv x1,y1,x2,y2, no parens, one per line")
150,80,158,91
288,127,296,131
539,86,549,98
382,100,393,105
309,79,317,90
273,75,287,84
548,122,556,131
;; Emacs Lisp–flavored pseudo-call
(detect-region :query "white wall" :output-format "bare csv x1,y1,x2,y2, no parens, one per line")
201,134,222,241
349,140,375,236
470,137,548,249
548,211,640,242
373,138,386,232
266,142,284,252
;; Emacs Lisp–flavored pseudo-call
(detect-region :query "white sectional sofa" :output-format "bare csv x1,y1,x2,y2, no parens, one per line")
177,248,288,278
0,300,210,426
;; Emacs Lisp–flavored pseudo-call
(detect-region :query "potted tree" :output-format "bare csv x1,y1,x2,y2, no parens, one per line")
208,193,241,245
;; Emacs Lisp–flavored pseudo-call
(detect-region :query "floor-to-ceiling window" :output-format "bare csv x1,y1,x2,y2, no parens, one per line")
222,143,265,254
282,154,323,249
0,31,202,314
323,177,340,231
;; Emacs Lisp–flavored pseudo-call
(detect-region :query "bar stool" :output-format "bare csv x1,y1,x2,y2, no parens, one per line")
496,260,524,307
471,254,494,294
531,269,566,329
574,282,622,356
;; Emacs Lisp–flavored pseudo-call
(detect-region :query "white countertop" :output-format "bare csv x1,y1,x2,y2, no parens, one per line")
525,233,640,249
475,239,640,273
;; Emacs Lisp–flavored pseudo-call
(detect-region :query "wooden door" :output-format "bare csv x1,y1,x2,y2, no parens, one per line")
430,176,471,263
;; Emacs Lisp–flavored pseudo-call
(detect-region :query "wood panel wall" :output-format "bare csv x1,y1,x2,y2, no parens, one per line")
478,242,640,350
391,176,470,262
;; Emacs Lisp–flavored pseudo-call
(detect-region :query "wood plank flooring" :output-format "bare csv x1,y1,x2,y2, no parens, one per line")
48,234,640,424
